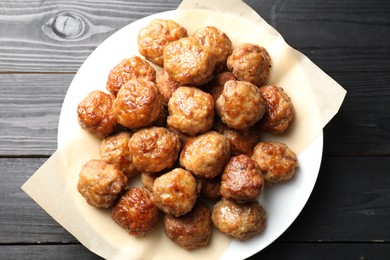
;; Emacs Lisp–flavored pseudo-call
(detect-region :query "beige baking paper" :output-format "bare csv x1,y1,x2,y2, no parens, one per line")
22,0,346,259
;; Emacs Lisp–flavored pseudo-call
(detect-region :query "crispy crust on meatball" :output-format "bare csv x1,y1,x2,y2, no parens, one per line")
163,37,216,86
251,141,298,186
114,78,162,129
258,85,295,134
227,43,271,86
77,159,127,208
205,71,236,102
212,198,266,240
167,86,214,136
128,127,181,173
220,155,264,203
112,187,159,237
152,168,197,217
106,56,156,95
156,68,181,105
141,172,163,192
180,131,230,179
216,80,265,131
77,90,118,139
164,202,212,249
138,19,188,67
100,131,139,178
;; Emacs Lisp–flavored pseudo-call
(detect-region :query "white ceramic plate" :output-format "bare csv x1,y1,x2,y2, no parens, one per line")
58,9,323,260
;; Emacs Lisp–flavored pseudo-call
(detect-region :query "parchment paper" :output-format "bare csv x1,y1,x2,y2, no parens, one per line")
22,0,346,259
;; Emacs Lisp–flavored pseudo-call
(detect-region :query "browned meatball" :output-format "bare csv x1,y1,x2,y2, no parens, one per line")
205,71,236,102
193,26,232,72
163,37,216,86
77,90,118,139
212,198,266,240
221,155,264,203
227,43,271,86
199,177,222,200
100,131,139,178
106,56,156,95
167,86,214,136
258,85,295,134
77,159,127,208
112,187,159,237
216,80,265,131
128,127,181,173
251,141,298,186
180,131,230,179
152,168,197,217
215,122,260,156
114,78,162,129
164,202,212,249
156,68,180,104
141,172,163,192
138,19,188,67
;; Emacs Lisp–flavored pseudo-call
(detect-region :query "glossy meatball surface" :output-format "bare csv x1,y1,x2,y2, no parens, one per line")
164,202,212,249
212,198,266,240
112,187,159,237
77,159,127,208
138,19,188,67
77,90,118,139
251,141,298,186
156,68,180,104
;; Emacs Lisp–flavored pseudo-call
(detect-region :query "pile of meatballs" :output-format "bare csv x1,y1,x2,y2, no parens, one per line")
76,19,298,250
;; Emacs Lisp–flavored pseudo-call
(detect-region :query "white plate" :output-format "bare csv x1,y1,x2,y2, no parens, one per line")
58,9,323,260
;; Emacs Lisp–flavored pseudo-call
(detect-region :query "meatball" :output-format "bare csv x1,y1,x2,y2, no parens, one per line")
258,85,295,134
112,187,159,237
128,127,181,173
138,19,188,67
220,155,264,203
114,78,162,129
106,56,156,95
164,202,212,249
100,131,139,178
180,131,230,179
163,37,216,86
227,43,271,86
251,141,299,186
77,90,118,139
199,177,222,200
205,71,236,102
167,86,214,136
141,171,163,192
212,198,266,240
77,159,127,208
216,80,265,131
193,26,232,72
152,168,197,217
215,122,259,156
156,68,180,104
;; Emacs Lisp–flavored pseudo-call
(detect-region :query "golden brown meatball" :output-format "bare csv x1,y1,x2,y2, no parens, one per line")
216,80,265,131
167,86,214,136
77,159,127,208
128,127,181,173
156,68,180,104
251,141,298,186
205,71,236,102
106,56,156,95
112,187,159,237
100,131,139,178
198,177,222,200
152,168,197,217
114,78,162,129
180,131,230,179
212,198,266,240
141,172,163,192
138,19,188,67
163,37,216,86
227,43,271,86
220,155,264,203
193,26,232,72
215,122,260,156
258,85,295,134
164,202,212,249
77,90,118,139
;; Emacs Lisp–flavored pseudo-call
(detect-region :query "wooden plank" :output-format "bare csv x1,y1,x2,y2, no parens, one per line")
0,0,388,72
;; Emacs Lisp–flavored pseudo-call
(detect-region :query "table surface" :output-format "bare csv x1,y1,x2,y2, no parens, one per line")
1,0,389,259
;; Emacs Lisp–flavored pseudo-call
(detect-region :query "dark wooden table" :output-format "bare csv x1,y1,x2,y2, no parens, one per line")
1,0,389,259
